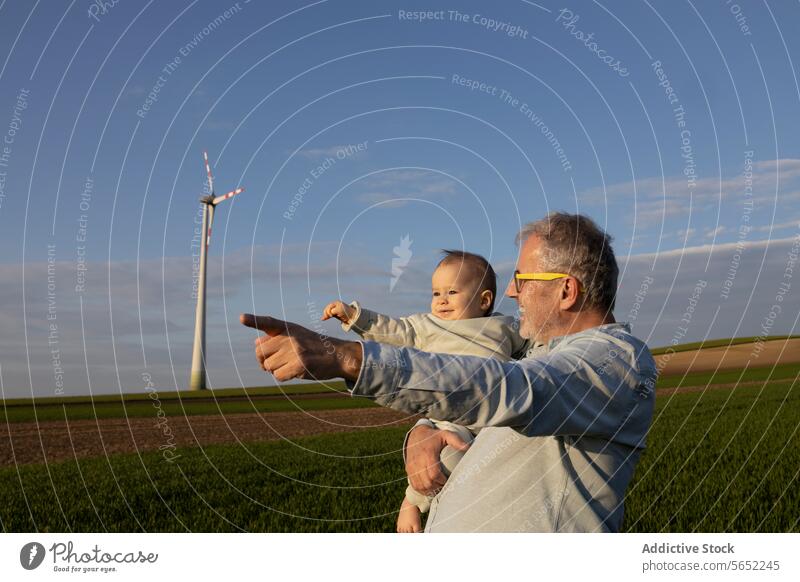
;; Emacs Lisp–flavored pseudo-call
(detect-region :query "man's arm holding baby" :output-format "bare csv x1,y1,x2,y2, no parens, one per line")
402,334,538,494
402,422,472,495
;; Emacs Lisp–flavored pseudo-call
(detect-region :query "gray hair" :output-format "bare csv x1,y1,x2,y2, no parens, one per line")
516,212,619,313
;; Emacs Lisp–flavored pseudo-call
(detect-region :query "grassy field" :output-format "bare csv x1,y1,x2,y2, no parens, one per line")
1,378,797,532
649,335,799,356
625,378,799,532
1,381,350,406
0,427,410,533
0,394,378,423
4,363,798,423
655,362,800,389
0,381,375,423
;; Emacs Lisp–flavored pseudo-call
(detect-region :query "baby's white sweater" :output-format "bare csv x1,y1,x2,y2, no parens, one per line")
341,301,531,362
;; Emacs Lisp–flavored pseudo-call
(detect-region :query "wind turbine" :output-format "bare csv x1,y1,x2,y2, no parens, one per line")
189,151,245,391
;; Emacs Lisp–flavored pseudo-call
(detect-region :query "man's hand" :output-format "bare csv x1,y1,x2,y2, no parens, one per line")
405,424,471,496
240,314,362,382
321,300,355,324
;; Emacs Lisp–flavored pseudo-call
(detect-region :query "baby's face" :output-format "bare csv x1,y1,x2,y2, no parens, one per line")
430,262,491,320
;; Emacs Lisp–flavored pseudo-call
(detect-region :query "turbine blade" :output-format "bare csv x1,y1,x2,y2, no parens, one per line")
203,151,214,194
212,187,244,205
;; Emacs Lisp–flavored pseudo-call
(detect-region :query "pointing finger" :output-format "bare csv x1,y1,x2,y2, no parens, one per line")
240,313,290,336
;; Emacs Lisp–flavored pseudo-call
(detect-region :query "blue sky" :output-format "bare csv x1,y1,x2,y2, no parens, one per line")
1,0,799,397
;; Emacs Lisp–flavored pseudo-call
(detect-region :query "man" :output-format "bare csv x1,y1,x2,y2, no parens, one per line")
241,212,657,532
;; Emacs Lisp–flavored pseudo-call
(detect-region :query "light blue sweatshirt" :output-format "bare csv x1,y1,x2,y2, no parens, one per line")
346,322,657,532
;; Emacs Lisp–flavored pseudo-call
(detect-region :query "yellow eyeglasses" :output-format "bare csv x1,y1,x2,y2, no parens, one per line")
513,270,584,294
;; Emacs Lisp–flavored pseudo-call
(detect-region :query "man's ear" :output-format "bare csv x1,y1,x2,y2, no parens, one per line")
559,277,581,309
480,289,494,312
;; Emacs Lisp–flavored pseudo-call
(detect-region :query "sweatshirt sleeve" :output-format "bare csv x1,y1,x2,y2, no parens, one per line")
346,338,656,448
341,301,420,348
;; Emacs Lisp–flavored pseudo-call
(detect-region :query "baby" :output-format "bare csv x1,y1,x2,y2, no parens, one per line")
322,250,531,533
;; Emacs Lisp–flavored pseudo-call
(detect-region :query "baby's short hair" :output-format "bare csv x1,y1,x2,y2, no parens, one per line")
437,250,497,315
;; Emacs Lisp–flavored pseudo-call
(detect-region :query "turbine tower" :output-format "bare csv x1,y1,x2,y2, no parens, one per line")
190,151,245,391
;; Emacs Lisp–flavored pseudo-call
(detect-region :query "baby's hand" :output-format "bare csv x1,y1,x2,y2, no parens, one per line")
321,300,355,324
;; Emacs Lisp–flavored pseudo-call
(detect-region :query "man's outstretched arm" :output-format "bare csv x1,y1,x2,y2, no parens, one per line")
240,313,362,381
241,313,654,444
241,312,531,427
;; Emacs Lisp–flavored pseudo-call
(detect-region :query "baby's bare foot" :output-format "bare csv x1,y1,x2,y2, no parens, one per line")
397,497,422,533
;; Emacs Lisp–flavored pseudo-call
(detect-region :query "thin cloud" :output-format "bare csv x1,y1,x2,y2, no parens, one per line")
577,158,800,226
297,144,368,159
624,234,799,261
356,169,458,208
749,218,800,233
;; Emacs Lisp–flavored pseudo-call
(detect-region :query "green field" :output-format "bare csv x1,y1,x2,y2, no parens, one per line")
625,379,799,532
0,381,374,423
1,378,797,532
655,362,800,389
5,363,798,423
0,427,411,533
1,394,378,423
2,380,349,406
649,335,799,356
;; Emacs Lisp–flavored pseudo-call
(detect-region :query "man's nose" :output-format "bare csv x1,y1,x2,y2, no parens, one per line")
505,277,517,298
